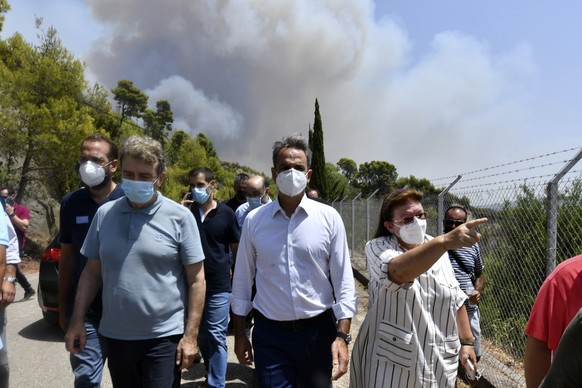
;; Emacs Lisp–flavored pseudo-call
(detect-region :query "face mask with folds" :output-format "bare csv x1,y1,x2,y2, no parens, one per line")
192,187,210,204
276,169,308,197
396,218,427,245
122,178,157,204
79,161,107,187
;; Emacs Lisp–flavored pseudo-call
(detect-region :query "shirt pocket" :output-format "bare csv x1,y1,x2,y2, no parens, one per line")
441,335,461,376
375,321,415,370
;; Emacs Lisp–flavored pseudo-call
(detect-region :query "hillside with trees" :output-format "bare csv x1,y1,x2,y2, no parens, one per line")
0,3,439,248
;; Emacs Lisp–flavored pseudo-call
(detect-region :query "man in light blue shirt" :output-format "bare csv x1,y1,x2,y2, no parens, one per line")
234,175,271,228
0,200,19,386
231,134,357,387
65,135,206,388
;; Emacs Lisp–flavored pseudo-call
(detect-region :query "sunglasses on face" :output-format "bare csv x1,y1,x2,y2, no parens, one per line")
444,219,465,228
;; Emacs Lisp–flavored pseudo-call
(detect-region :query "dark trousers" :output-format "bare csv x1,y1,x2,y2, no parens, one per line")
15,266,32,291
104,335,181,388
253,311,335,388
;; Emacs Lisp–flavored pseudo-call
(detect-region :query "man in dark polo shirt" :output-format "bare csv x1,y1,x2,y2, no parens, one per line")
58,134,124,387
185,166,240,388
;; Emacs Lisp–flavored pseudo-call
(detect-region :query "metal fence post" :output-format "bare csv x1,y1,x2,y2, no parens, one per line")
545,148,582,275
366,189,380,241
331,197,339,207
437,175,462,235
351,193,362,257
339,196,348,216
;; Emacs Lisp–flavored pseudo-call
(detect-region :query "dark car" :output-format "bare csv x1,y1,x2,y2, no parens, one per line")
37,233,60,325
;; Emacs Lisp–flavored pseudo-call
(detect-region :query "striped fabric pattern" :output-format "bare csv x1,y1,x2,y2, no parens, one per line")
350,234,465,388
448,244,483,314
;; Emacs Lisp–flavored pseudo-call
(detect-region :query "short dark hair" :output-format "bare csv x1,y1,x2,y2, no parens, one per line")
82,134,119,161
189,167,215,182
445,205,468,221
272,134,312,168
374,188,423,238
234,173,249,183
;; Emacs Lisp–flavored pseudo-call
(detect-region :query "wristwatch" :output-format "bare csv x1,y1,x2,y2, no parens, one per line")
3,276,17,284
336,332,352,345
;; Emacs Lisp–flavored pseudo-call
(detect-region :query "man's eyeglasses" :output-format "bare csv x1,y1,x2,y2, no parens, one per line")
78,156,112,166
444,219,465,228
392,212,427,225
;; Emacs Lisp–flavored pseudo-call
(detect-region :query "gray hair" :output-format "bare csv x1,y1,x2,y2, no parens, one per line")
120,135,166,176
272,134,312,168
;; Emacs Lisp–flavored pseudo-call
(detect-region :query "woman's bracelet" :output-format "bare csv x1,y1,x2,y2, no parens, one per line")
460,341,475,347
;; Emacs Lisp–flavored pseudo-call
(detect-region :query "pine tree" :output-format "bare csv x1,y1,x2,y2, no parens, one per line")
309,99,327,198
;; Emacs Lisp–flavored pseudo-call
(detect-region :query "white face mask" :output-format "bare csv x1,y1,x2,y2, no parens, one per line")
79,161,107,187
395,218,427,245
276,168,308,197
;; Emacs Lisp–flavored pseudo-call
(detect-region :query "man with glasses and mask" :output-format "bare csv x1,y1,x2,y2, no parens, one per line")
444,205,485,370
58,134,124,386
65,135,206,387
350,189,487,388
235,175,271,228
231,134,357,387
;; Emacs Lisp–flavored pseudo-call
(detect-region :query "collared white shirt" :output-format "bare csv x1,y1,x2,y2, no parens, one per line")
231,195,357,321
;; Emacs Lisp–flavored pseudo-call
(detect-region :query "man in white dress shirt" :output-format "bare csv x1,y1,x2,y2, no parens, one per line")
231,134,357,387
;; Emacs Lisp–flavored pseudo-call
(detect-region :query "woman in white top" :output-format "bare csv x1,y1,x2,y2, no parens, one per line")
350,188,487,388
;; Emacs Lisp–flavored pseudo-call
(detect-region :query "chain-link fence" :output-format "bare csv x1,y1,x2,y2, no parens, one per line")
333,148,582,387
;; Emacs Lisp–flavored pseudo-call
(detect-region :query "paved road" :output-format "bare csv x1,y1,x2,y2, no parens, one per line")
6,272,368,387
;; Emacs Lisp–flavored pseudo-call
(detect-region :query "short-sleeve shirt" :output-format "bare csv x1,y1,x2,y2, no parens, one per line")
448,244,483,314
12,202,30,252
525,254,582,352
81,193,205,340
59,185,125,320
191,201,239,293
0,210,8,247
351,234,465,388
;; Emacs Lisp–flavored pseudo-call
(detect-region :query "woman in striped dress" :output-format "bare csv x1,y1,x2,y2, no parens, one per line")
350,189,487,388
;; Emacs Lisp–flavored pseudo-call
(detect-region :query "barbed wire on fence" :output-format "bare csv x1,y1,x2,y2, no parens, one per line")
336,149,582,388
429,146,582,184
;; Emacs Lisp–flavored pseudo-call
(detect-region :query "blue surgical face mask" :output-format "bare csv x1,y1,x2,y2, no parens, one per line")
247,196,262,210
192,187,210,204
122,178,157,204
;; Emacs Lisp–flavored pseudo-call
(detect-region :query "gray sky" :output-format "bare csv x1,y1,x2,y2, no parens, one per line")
3,0,582,183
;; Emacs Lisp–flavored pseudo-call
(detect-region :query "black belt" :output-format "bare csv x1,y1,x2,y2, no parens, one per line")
254,309,332,332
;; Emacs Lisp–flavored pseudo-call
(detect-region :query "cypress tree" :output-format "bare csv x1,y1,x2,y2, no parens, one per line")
310,99,327,198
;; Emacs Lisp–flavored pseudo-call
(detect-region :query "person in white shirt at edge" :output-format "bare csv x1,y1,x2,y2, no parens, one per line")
231,134,357,388
350,188,487,388
0,202,19,387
